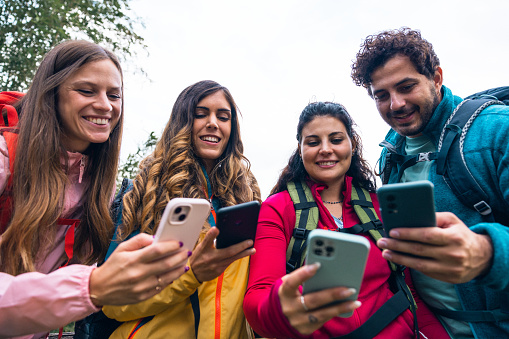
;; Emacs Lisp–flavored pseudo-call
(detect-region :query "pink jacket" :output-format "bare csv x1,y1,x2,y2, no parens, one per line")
243,176,448,338
0,136,100,339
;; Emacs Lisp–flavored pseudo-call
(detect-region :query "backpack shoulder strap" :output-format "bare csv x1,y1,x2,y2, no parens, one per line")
436,98,502,217
103,178,134,262
0,131,19,234
285,180,318,273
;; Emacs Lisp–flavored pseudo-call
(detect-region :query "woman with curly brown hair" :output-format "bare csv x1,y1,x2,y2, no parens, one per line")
103,80,261,338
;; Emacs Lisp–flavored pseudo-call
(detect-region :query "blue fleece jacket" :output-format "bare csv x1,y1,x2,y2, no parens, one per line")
378,86,509,338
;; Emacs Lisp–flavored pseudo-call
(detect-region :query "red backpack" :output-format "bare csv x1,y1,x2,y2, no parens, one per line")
0,91,24,234
0,91,78,266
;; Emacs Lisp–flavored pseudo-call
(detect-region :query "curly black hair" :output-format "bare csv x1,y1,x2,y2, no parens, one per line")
351,27,440,96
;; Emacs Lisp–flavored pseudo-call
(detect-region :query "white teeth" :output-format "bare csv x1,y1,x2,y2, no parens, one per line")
85,117,108,125
318,161,336,166
202,136,219,143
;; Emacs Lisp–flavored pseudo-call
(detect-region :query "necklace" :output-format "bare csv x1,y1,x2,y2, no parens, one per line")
323,199,343,204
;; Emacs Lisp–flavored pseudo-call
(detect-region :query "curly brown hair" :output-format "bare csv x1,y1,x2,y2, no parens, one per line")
351,27,440,96
119,80,261,239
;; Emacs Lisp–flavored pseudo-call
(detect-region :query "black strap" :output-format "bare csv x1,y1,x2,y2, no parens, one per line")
190,290,200,338
332,290,411,339
428,305,509,323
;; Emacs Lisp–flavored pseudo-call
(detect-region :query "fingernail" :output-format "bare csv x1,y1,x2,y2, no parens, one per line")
390,230,400,238
184,266,190,272
378,239,387,248
382,251,392,260
351,301,362,309
306,262,321,272
187,251,192,257
342,288,356,298
179,241,184,247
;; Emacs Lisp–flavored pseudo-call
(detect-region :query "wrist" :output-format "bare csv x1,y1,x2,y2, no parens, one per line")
89,267,105,307
477,234,493,277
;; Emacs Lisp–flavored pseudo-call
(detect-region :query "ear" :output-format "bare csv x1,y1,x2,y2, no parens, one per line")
433,67,443,95
298,144,302,157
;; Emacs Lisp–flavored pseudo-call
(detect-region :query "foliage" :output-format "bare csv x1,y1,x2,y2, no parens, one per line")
0,0,146,91
117,131,158,190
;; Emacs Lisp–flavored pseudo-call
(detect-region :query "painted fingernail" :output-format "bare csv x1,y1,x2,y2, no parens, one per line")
184,266,190,272
187,251,192,257
342,288,356,298
179,241,184,247
351,301,362,309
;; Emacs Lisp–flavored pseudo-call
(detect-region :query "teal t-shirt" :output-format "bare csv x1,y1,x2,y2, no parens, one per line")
402,135,473,338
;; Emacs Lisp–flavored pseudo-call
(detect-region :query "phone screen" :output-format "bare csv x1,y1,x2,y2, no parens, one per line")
215,201,260,249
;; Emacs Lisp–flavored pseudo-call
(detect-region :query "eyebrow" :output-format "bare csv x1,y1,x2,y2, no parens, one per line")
372,77,417,96
304,131,344,139
72,80,122,92
195,106,231,113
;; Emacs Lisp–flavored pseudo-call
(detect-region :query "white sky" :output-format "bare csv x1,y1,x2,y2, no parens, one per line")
121,0,509,199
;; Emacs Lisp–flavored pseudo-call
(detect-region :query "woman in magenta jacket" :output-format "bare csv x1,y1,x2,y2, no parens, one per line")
243,102,448,338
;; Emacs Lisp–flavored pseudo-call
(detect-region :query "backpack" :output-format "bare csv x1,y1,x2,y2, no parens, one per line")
285,180,418,339
0,91,80,267
74,178,136,339
0,91,23,233
380,86,509,220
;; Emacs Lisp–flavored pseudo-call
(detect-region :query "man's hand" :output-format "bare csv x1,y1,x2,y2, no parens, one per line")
377,212,493,284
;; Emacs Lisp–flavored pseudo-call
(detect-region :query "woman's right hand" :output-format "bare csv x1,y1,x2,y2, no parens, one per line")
189,227,255,283
278,263,362,336
89,233,190,307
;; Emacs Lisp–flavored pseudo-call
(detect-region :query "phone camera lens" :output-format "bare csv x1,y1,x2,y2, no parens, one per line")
387,195,396,201
314,248,323,256
178,214,186,221
388,203,397,209
326,246,333,253
316,240,323,246
175,207,182,214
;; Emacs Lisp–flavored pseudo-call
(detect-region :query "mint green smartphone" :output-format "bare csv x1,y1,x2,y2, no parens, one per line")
377,180,436,236
302,229,370,317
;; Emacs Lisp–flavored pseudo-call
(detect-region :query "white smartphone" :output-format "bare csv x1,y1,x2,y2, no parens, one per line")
302,229,370,317
377,180,436,236
153,198,211,251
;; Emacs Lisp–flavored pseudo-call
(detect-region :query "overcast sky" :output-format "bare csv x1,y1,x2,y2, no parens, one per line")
121,0,509,199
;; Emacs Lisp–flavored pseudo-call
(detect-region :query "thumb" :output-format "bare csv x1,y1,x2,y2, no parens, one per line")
436,211,461,229
200,227,220,248
116,233,154,252
280,263,321,296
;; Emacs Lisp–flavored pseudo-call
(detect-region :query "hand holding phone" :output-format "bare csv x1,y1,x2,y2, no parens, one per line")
377,180,436,237
302,229,370,317
153,198,210,250
215,201,260,249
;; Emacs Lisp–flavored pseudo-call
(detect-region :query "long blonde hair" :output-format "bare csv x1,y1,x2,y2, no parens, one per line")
121,80,260,238
0,40,124,275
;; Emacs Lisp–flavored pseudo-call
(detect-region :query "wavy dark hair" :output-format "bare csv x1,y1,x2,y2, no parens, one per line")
121,80,260,238
351,27,440,96
1,40,123,275
271,102,376,195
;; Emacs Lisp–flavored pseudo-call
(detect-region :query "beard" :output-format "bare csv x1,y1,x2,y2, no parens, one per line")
392,84,441,137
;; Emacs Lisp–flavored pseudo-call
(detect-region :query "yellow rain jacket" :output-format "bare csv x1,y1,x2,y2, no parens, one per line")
103,255,251,339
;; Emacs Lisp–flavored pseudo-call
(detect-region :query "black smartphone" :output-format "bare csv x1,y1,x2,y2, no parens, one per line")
215,201,261,249
377,180,436,236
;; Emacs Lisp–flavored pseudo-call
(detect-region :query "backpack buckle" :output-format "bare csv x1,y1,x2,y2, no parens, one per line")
292,228,310,240
417,152,432,162
473,201,492,216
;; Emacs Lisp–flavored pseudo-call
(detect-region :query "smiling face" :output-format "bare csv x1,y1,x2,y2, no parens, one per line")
192,90,232,172
57,59,122,152
369,54,442,137
299,116,354,187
